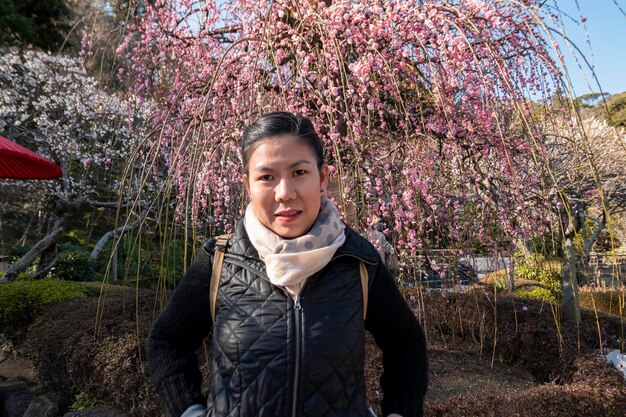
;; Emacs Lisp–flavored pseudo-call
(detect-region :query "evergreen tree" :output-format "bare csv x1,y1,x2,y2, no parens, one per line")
0,0,70,50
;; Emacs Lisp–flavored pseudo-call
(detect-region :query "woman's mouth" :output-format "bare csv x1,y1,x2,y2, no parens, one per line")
275,210,302,222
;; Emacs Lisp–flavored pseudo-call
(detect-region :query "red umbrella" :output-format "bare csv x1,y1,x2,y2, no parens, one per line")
0,135,63,180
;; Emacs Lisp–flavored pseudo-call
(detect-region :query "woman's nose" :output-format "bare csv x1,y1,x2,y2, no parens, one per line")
275,178,296,201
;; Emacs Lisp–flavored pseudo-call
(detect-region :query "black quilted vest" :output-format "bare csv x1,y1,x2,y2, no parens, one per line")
203,221,379,417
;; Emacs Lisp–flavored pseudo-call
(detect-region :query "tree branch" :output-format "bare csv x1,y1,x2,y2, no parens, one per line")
90,211,147,259
2,215,67,282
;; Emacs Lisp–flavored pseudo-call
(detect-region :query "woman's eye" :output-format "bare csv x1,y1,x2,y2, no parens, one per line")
293,169,306,176
259,175,273,181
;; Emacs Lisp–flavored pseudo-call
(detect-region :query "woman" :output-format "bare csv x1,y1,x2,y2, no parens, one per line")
147,112,428,417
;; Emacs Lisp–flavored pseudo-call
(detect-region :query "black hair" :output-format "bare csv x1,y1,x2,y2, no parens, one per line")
241,112,324,173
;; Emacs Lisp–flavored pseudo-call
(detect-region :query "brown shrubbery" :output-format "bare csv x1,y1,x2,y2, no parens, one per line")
424,355,626,417
404,289,626,416
25,285,163,417
404,288,625,382
21,284,626,417
0,279,87,347
426,376,626,417
579,290,625,316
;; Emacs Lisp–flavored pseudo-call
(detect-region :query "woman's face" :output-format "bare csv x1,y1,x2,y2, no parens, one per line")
243,136,328,239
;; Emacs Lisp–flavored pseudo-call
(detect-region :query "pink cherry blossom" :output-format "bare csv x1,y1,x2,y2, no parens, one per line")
112,0,570,256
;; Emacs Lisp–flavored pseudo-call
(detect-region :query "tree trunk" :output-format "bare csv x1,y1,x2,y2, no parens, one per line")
34,242,58,279
514,238,531,257
559,196,582,324
2,216,66,282
33,251,59,279
561,236,581,324
84,210,104,249
507,256,515,291
582,214,606,266
2,197,129,283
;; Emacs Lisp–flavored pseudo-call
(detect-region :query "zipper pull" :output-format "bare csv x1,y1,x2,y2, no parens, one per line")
294,295,302,311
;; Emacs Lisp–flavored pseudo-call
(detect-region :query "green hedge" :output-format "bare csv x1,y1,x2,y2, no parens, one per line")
513,253,562,302
48,243,99,281
0,279,87,345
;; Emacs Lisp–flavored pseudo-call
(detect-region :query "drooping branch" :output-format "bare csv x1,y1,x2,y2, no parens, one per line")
90,211,147,259
1,198,143,283
85,199,141,209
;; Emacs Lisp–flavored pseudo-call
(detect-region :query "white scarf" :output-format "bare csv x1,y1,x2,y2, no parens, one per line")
244,196,346,296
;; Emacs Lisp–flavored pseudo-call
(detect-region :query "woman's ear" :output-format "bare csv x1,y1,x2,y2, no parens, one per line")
319,165,329,191
242,174,250,195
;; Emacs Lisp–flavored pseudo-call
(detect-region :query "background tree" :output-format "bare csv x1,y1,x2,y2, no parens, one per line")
0,47,150,281
114,0,626,323
117,0,559,257
61,0,157,88
540,115,626,321
606,92,626,128
0,0,71,50
548,117,625,261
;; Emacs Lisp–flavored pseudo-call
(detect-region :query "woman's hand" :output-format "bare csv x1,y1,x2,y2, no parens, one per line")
180,404,206,417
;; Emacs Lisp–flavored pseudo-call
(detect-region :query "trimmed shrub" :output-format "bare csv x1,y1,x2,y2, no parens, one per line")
25,286,163,417
483,253,563,302
425,373,626,416
515,285,558,302
480,253,562,302
0,279,86,345
48,244,99,281
424,356,626,417
516,255,561,298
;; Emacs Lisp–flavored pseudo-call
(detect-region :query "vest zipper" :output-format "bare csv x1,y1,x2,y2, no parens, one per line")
291,294,302,417
217,253,374,416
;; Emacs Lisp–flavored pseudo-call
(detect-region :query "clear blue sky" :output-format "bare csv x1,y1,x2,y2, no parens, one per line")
552,0,626,97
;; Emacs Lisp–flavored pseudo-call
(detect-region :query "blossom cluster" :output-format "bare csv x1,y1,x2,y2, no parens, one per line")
0,47,151,203
543,116,626,217
116,0,563,254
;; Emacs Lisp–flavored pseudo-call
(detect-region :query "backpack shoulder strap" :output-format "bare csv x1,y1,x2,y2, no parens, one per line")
210,234,232,323
210,239,369,322
359,261,369,320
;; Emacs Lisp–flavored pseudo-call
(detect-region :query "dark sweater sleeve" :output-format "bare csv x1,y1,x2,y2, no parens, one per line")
365,262,428,417
147,249,214,417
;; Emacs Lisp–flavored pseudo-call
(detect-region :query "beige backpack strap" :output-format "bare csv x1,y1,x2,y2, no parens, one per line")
359,261,369,320
210,234,232,323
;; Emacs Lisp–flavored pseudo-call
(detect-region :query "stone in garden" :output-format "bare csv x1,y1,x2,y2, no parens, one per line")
0,380,29,402
605,349,626,380
63,407,128,417
0,389,33,417
24,393,63,417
